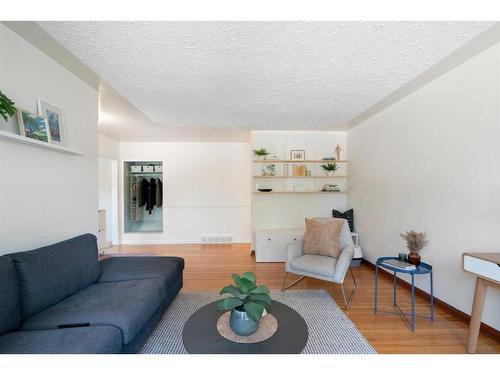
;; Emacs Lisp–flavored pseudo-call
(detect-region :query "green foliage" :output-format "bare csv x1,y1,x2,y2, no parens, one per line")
253,148,270,157
321,162,339,171
0,90,16,121
217,271,271,322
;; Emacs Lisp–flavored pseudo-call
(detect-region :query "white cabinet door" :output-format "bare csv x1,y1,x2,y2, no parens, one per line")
255,229,304,262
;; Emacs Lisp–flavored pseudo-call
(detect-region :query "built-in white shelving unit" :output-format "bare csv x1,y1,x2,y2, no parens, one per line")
251,130,349,256
0,130,83,155
252,159,348,194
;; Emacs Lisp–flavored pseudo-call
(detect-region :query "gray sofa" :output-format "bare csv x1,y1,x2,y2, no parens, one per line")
0,234,184,354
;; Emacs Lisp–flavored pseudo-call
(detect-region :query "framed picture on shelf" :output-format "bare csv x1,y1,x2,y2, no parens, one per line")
38,99,66,146
290,150,305,161
17,108,51,143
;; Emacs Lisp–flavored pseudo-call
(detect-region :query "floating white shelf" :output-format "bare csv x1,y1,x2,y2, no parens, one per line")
253,191,346,195
0,131,83,155
253,159,347,163
253,175,347,179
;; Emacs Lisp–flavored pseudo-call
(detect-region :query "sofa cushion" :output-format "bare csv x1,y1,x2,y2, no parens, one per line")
0,326,122,354
290,254,337,278
21,279,165,345
0,256,21,335
10,234,100,319
98,256,184,287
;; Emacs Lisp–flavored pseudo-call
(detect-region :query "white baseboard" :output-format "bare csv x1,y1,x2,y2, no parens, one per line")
120,239,251,245
120,239,204,245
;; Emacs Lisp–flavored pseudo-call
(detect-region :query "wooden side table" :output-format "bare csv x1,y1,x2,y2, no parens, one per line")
462,252,500,353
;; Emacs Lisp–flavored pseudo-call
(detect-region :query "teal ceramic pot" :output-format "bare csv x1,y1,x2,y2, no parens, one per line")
229,307,259,336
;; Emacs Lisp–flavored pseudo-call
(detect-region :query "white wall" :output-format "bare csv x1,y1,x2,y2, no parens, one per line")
98,157,118,245
252,131,348,230
98,133,120,160
0,24,98,253
348,42,500,329
119,142,251,244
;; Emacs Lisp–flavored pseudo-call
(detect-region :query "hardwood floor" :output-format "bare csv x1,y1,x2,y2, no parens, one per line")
105,243,500,354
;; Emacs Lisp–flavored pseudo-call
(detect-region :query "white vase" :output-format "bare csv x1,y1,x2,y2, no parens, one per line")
325,170,334,176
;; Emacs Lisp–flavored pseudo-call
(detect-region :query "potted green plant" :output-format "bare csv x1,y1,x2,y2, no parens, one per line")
320,162,338,176
217,271,271,336
400,230,429,266
253,148,270,161
0,90,16,122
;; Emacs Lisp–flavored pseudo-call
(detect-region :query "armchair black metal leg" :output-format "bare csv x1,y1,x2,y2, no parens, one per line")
281,272,305,291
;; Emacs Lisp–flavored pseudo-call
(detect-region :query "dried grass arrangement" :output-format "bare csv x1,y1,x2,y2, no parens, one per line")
400,230,428,254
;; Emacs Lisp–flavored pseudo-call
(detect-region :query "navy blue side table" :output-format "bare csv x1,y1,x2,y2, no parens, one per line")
374,256,434,332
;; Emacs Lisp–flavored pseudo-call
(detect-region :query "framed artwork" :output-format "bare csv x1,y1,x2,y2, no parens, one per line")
38,99,66,146
17,108,51,143
290,150,306,161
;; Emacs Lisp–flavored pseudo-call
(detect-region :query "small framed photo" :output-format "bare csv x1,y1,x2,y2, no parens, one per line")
38,99,66,146
290,150,306,161
17,108,51,143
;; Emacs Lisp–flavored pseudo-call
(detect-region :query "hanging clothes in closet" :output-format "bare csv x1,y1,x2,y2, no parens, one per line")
146,178,156,214
139,177,163,214
156,179,163,207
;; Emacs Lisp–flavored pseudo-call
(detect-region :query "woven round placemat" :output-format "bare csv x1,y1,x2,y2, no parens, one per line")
216,311,278,344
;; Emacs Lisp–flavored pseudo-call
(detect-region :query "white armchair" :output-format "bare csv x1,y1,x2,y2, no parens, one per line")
281,218,357,310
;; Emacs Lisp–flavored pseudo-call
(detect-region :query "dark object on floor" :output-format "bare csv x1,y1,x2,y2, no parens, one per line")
182,300,308,354
257,188,273,192
0,234,184,354
332,208,354,232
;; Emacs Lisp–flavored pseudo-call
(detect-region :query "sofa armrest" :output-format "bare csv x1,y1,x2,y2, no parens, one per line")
333,245,354,283
285,240,304,263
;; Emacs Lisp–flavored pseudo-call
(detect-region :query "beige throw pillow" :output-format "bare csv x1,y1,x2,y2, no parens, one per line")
303,218,344,257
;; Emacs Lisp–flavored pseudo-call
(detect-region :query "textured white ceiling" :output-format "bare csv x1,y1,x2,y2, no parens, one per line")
40,21,493,130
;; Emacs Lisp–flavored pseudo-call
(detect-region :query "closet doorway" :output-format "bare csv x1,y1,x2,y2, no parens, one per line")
124,161,164,233
98,158,119,247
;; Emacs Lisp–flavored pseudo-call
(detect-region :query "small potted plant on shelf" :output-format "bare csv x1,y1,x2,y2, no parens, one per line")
400,230,429,266
217,271,271,336
0,90,16,122
253,148,270,161
320,162,338,176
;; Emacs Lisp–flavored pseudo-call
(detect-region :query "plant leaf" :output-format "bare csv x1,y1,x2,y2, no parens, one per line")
217,297,243,311
243,301,265,322
239,278,254,294
219,285,242,297
249,285,270,295
248,294,271,309
241,271,256,284
231,274,243,290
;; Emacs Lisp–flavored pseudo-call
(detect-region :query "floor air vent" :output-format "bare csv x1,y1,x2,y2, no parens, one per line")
201,235,234,244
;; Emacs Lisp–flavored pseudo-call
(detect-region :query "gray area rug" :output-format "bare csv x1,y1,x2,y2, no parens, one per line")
140,290,376,354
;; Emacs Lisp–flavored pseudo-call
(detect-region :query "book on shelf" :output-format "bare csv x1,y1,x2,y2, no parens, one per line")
382,259,416,270
291,164,307,177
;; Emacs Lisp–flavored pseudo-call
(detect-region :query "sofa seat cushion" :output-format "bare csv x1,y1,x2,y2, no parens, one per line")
0,326,122,354
21,279,165,345
290,254,337,278
10,234,100,319
0,256,21,335
98,256,184,287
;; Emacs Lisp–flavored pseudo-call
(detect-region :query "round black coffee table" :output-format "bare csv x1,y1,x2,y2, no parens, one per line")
182,300,308,354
